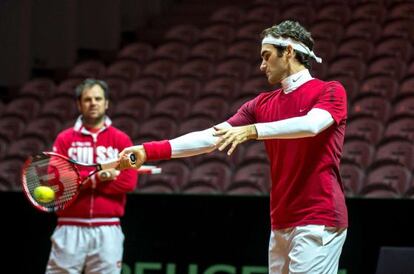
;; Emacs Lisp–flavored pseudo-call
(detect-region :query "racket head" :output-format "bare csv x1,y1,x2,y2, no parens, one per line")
22,152,82,213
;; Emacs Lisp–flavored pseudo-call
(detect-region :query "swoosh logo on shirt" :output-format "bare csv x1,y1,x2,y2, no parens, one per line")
292,75,303,82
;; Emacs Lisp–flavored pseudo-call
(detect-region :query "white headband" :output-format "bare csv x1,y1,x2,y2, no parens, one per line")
262,35,322,63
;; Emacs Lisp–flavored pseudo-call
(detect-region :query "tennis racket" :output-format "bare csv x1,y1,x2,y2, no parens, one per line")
21,151,160,213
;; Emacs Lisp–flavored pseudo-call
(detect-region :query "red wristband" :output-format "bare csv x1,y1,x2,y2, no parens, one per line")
142,140,172,161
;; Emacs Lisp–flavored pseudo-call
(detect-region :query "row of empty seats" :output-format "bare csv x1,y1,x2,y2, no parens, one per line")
1,0,413,196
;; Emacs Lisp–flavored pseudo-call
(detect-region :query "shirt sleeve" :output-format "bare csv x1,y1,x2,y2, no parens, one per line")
226,97,258,126
313,81,347,125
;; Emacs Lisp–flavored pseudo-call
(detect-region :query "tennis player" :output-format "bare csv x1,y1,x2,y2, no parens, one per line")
119,20,348,274
46,79,138,274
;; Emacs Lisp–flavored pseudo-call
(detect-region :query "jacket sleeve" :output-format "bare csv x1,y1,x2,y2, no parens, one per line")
96,131,138,194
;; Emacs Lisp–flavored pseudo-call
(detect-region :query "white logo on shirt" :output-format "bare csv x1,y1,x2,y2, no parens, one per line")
68,146,119,164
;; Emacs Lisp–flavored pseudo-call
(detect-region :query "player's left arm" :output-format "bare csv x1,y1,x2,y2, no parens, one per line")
96,134,138,194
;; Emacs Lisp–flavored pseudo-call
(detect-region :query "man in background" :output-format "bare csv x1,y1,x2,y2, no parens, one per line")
46,78,138,274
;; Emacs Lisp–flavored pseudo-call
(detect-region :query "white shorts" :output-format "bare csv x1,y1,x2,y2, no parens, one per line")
46,225,124,274
269,225,347,274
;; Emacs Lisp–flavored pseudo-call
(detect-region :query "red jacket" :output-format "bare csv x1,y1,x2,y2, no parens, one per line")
52,116,138,221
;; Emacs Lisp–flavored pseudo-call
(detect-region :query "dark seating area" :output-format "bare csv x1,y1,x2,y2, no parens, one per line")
1,0,413,197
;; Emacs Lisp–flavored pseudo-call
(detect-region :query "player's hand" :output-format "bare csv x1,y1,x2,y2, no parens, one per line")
118,145,147,170
97,168,120,181
213,125,258,155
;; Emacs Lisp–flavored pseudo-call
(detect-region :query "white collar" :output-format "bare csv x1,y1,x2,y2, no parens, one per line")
281,69,313,94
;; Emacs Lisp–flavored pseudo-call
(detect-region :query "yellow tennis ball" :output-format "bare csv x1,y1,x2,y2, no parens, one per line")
33,186,55,203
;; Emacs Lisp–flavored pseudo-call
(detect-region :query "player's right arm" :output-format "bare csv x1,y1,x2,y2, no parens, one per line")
118,122,232,169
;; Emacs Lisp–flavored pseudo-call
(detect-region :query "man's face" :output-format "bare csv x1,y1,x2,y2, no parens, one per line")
77,84,108,123
260,44,289,85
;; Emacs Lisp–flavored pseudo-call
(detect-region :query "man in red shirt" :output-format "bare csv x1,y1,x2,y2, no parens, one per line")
46,79,138,274
120,20,348,274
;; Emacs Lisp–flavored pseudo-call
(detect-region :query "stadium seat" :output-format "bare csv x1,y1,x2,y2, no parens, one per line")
310,19,344,42
184,160,233,193
40,95,78,122
138,115,178,141
391,96,414,118
0,158,24,191
388,1,414,20
19,77,56,101
344,19,382,41
228,162,270,195
189,95,230,121
56,77,84,97
373,36,412,61
6,135,47,160
345,117,384,144
234,21,266,41
105,59,141,81
362,163,411,198
279,4,315,27
2,96,41,122
199,23,235,44
165,76,202,101
384,117,414,141
350,2,386,23
177,116,215,136
0,135,8,160
313,39,337,63
69,60,106,79
350,96,392,122
239,76,270,98
141,58,179,81
147,161,191,192
111,115,141,140
382,18,414,40
151,96,191,121
367,55,406,80
202,76,238,99
189,41,227,62
178,57,215,80
359,75,399,100
375,139,414,170
152,41,190,62
214,58,251,80
22,116,63,144
209,5,245,25
164,24,200,44
315,2,351,23
329,56,366,80
337,37,374,61
104,77,129,102
117,42,154,63
112,96,152,121
128,76,165,101
244,5,276,25
339,162,365,197
226,39,260,61
398,76,414,98
0,116,26,141
342,138,375,168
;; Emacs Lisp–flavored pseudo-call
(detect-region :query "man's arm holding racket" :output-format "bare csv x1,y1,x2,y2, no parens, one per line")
118,122,232,169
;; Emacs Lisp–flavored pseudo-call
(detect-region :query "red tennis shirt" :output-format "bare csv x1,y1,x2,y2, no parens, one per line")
228,79,348,229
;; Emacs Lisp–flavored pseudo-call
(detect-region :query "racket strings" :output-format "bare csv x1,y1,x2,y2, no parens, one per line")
25,156,80,211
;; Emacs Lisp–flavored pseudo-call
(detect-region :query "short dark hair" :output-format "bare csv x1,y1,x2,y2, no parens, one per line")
261,20,314,69
75,78,109,100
